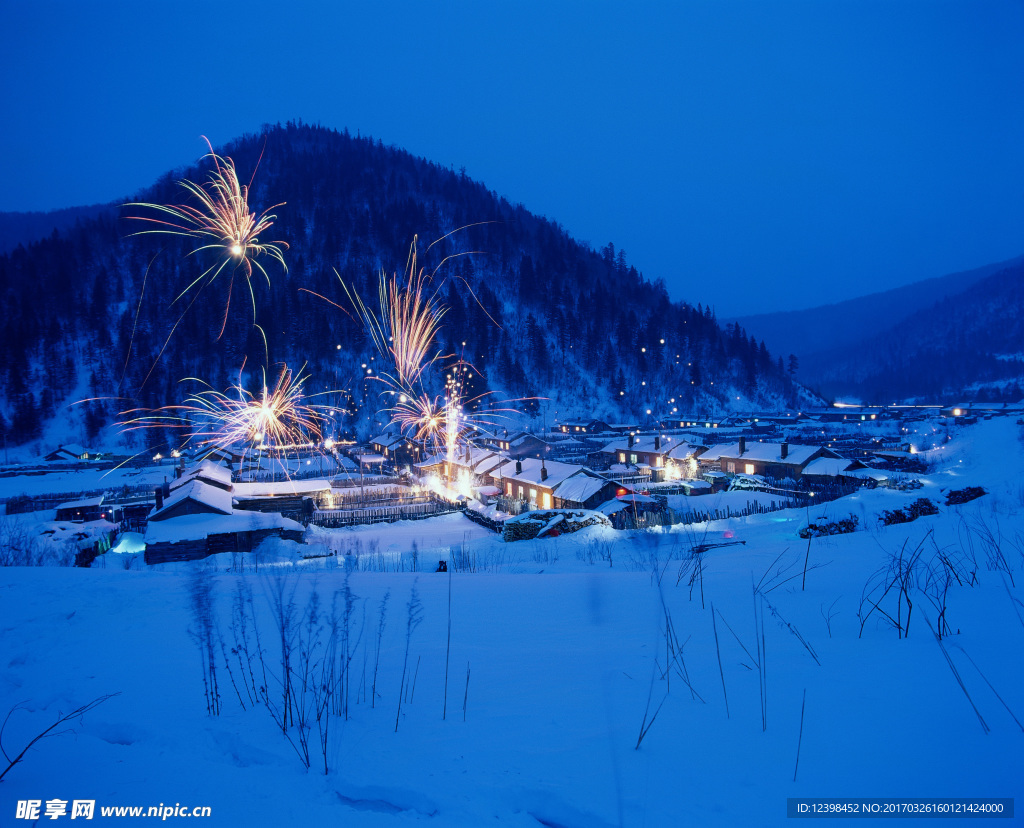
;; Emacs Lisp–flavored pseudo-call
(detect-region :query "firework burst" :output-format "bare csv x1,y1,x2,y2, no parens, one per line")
119,363,328,464
124,136,288,337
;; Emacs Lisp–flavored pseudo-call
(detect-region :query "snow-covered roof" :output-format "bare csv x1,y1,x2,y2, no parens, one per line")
701,442,830,466
493,457,590,489
509,432,548,449
848,468,890,481
553,474,609,504
55,495,104,510
369,433,407,449
232,479,332,498
616,493,660,505
801,457,861,477
598,435,703,459
193,445,243,461
145,510,304,544
171,460,233,491
472,452,508,477
449,446,504,475
666,443,706,461
696,443,737,462
150,480,234,520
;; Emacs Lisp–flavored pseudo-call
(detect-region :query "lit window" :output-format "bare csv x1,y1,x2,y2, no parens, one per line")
745,463,755,475
619,452,626,463
542,492,552,509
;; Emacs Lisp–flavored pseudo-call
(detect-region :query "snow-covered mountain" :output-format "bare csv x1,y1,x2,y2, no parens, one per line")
0,122,794,450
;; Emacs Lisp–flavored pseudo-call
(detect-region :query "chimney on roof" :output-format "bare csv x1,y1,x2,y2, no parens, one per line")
738,436,746,455
541,458,548,481
515,460,522,475
781,442,789,460
154,486,164,511
162,480,170,500
655,435,661,450
628,433,634,449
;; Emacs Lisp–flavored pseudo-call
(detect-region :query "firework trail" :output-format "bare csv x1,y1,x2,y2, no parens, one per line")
312,236,529,479
123,136,288,339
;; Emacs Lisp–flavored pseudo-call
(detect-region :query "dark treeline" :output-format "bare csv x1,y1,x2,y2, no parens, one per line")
0,121,792,446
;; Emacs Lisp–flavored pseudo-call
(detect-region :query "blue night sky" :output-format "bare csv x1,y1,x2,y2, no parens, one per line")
1,1,1022,317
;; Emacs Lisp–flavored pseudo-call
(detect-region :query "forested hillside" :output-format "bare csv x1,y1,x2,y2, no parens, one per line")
0,122,793,448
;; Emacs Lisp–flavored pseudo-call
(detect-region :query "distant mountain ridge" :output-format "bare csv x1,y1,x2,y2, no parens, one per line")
737,256,1024,401
0,203,117,254
806,262,1024,402
731,255,1022,361
734,255,1024,402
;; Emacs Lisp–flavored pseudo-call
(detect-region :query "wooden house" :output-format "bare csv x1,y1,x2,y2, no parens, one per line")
596,434,706,482
368,432,422,466
232,478,332,520
490,457,616,511
149,479,234,522
55,495,105,523
171,460,233,492
191,445,244,469
557,419,613,435
504,431,555,460
45,444,93,463
144,510,305,564
701,438,844,482
799,456,872,485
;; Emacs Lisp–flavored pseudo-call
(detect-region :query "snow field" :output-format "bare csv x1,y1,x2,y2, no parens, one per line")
0,419,1021,825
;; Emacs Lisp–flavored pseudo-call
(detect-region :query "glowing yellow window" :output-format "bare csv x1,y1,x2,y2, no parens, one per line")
542,492,552,509
744,463,755,475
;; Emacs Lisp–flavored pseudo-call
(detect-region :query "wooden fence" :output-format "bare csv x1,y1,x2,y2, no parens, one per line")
310,500,462,528
667,497,801,527
2,483,157,515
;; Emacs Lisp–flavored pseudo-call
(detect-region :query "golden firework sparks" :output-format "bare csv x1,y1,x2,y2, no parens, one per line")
119,363,328,461
124,136,288,337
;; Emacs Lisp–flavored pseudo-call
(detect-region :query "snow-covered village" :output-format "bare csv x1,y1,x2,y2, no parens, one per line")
2,4,1023,826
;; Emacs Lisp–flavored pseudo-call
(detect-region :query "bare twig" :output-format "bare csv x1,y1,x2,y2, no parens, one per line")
1,694,120,783
793,688,807,782
711,601,729,718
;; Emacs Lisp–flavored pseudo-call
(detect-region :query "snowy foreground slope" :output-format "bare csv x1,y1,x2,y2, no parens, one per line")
2,422,1023,826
